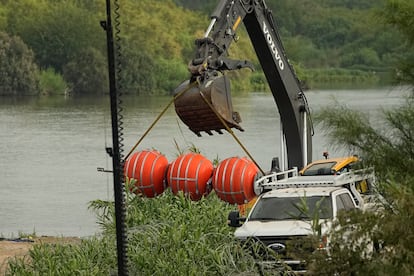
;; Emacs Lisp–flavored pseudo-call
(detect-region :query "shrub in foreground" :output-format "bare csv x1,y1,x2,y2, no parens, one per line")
7,191,262,275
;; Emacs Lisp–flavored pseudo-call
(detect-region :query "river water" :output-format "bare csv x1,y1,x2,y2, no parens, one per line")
0,86,409,237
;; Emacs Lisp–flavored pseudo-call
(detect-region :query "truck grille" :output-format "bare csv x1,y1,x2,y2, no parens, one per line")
243,236,310,272
245,235,312,260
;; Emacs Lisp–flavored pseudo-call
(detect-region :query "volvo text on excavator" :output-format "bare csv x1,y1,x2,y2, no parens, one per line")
173,0,313,171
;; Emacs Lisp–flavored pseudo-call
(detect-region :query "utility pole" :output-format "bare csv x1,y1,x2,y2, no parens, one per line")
101,0,128,274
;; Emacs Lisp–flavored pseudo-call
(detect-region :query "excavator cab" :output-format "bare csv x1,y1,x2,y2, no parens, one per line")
173,74,244,136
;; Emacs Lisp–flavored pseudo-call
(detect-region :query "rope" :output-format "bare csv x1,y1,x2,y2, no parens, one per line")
124,81,198,160
198,90,265,175
124,79,265,176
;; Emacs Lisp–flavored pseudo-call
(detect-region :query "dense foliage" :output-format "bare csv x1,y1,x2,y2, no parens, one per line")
305,1,414,273
0,31,39,95
379,0,414,84
307,91,414,275
7,191,263,275
176,0,408,86
0,0,411,95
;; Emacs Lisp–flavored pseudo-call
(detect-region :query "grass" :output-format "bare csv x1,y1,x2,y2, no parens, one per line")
6,190,263,275
6,236,116,275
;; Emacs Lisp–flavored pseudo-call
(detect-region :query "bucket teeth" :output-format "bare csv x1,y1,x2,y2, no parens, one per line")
173,76,243,136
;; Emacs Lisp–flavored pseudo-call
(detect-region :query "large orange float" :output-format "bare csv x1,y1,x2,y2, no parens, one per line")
212,157,259,205
124,150,169,198
125,151,259,205
167,153,214,201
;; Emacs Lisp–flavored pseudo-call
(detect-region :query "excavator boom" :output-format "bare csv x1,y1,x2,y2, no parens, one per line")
174,0,313,169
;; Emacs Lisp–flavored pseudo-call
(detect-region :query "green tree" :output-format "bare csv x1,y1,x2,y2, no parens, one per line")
341,47,381,69
172,0,216,13
119,41,157,95
0,5,7,30
315,98,414,184
379,0,414,84
308,97,414,275
306,0,414,272
63,47,108,95
6,0,104,73
1,0,410,96
0,31,39,95
154,57,189,95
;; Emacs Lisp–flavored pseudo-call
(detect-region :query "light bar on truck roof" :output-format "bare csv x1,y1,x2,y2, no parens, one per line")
254,167,375,195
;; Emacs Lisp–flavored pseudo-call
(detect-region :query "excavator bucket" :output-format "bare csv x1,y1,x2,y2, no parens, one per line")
173,75,244,136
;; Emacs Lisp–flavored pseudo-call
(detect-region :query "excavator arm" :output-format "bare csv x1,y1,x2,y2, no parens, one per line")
174,0,313,169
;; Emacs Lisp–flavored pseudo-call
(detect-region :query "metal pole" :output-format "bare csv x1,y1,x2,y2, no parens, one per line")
280,122,286,171
204,18,217,37
303,111,308,167
102,0,128,274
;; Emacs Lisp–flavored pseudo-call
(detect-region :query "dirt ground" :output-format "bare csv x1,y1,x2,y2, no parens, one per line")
0,236,81,275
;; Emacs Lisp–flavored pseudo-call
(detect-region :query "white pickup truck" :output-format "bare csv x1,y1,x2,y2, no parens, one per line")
228,168,376,272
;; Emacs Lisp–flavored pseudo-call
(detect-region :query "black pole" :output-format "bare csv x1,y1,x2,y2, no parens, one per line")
101,0,128,274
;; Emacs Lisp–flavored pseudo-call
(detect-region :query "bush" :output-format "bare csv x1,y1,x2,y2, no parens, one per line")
249,71,269,92
7,190,260,275
39,68,68,95
63,47,108,95
119,45,158,95
89,190,260,275
307,181,414,276
310,95,414,275
7,236,117,275
304,68,380,88
0,31,39,95
154,57,189,95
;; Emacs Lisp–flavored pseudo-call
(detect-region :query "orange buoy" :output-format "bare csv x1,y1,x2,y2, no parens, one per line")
212,157,258,205
124,150,168,198
167,153,213,201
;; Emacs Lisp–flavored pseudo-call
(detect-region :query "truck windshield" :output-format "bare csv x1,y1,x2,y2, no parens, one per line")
249,196,333,220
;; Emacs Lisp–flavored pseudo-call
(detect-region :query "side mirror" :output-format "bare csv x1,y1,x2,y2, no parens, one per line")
227,211,246,227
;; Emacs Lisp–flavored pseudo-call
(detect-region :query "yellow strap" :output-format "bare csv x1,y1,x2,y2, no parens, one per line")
124,81,197,160
199,90,265,175
125,80,265,177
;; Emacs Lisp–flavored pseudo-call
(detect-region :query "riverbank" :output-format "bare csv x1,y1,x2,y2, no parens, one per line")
0,236,81,275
